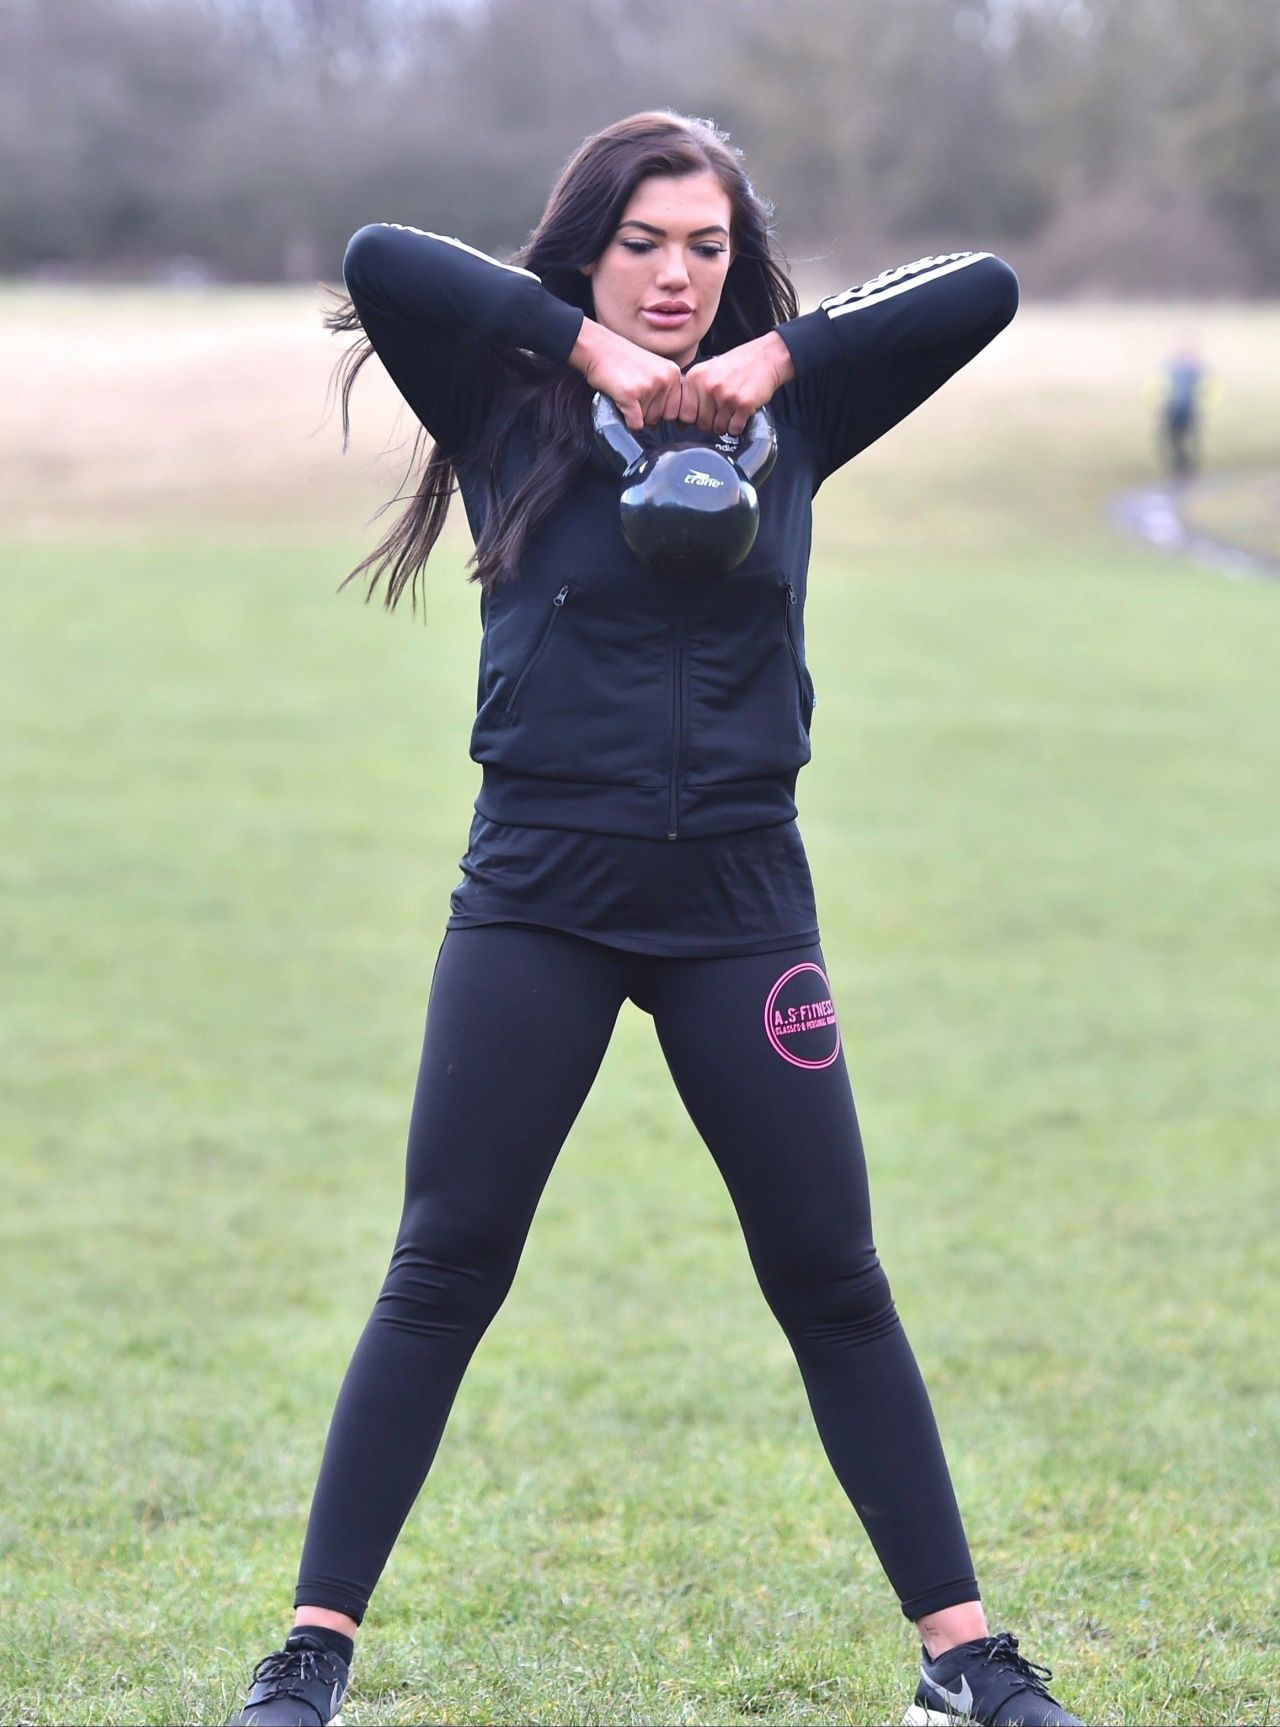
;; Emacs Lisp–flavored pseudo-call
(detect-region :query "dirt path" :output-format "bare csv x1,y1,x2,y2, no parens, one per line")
1109,476,1280,583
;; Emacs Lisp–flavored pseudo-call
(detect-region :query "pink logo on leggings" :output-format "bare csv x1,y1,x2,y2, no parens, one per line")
764,962,841,1069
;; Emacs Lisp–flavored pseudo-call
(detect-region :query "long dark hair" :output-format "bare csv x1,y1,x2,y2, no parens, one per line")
323,110,799,611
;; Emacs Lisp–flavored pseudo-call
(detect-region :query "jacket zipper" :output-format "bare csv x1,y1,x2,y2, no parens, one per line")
505,584,569,716
667,588,688,839
783,581,816,719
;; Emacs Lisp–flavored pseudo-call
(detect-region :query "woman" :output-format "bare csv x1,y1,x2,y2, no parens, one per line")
233,112,1080,1727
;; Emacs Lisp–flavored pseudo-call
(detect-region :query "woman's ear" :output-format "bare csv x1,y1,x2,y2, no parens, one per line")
580,260,596,279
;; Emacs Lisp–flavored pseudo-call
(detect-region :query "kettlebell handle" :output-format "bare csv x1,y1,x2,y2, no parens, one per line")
590,392,777,487
591,392,646,478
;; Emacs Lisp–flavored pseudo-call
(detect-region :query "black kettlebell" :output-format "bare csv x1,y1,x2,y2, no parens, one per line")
592,392,778,583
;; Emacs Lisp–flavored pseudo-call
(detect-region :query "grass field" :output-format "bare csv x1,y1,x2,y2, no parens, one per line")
2,286,1278,1725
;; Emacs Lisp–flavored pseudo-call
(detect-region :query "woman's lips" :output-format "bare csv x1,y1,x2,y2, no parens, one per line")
641,305,693,329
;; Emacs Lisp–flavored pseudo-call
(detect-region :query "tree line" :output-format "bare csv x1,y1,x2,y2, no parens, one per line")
3,0,1277,294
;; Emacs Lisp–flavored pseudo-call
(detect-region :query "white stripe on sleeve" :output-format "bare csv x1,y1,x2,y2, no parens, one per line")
378,222,540,282
820,251,992,320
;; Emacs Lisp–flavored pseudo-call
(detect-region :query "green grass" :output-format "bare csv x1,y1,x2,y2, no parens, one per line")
3,298,1280,1725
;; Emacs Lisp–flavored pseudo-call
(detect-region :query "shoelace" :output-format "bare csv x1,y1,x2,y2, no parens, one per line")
250,1648,321,1689
982,1631,1055,1700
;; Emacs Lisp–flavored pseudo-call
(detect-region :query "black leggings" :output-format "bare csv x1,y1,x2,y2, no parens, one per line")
294,924,979,1624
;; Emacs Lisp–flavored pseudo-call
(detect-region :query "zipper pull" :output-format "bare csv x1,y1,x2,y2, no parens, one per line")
786,582,797,604
553,585,569,606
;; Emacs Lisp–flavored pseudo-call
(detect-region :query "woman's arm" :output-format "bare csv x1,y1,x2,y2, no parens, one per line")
771,251,1020,484
342,223,587,456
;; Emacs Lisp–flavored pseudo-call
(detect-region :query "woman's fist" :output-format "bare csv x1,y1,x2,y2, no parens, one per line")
569,319,683,431
677,332,796,437
568,319,796,437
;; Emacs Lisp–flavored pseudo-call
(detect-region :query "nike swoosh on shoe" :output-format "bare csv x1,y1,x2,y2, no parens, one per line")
921,1671,975,1715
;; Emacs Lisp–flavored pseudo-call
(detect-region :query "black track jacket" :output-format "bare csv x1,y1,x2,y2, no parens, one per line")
342,225,1018,840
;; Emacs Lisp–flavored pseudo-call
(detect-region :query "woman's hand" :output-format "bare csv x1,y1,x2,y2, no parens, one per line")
568,318,684,431
568,319,796,437
677,332,796,437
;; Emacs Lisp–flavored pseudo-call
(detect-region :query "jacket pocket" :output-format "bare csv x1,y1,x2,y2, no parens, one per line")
472,575,669,788
504,584,569,718
681,570,814,788
783,581,817,731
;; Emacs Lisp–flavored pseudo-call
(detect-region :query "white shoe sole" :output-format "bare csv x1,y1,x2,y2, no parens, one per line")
903,1707,967,1725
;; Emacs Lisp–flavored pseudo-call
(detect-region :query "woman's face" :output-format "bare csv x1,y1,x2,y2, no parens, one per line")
582,170,733,368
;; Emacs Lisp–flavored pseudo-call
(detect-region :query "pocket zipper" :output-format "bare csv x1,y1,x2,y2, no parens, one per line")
783,582,817,716
505,584,570,716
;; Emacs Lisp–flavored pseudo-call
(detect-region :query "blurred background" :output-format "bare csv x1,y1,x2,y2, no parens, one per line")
6,0,1280,293
3,4,1278,1725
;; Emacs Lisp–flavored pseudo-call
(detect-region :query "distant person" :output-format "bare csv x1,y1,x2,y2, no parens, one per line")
1159,340,1206,481
229,111,1081,1727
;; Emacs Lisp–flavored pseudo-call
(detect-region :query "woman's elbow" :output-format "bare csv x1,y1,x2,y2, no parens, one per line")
984,254,1020,326
342,223,406,297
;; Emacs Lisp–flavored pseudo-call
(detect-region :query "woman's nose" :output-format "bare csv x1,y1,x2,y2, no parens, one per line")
655,249,691,290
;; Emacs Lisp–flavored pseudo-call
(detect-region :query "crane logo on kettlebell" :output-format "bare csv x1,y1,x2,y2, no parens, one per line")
591,392,778,584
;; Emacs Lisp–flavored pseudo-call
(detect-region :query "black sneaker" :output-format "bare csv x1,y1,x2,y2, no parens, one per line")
903,1630,1083,1725
229,1636,351,1726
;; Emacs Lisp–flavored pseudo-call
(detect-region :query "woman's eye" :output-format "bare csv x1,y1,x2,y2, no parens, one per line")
618,240,727,258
